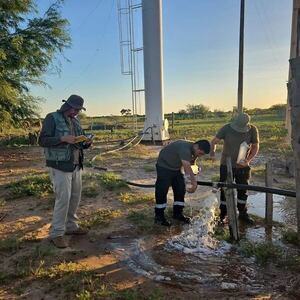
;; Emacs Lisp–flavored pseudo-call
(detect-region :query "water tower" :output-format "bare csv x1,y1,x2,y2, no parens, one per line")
118,0,169,142
141,0,169,142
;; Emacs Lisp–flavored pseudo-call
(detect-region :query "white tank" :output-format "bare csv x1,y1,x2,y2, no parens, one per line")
142,0,169,142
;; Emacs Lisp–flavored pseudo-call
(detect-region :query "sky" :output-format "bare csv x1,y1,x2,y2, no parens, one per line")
31,0,292,117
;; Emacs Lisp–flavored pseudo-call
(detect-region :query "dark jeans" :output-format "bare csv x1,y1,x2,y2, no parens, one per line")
219,164,251,217
155,165,186,214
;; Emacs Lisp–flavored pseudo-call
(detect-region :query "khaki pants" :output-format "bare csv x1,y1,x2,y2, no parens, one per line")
49,167,82,238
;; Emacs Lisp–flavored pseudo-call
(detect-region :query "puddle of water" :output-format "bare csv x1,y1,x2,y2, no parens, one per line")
247,193,297,228
110,193,286,294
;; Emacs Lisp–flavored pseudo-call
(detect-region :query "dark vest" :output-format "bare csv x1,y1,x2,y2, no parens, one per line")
44,112,82,162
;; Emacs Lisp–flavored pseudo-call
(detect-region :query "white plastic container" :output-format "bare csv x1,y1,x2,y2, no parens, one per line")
184,174,192,189
236,141,250,164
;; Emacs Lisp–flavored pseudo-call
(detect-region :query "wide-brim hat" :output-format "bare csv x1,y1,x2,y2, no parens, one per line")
62,94,86,111
230,113,251,133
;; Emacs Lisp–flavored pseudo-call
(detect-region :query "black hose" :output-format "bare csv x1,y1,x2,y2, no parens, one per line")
124,179,296,198
197,181,296,197
125,181,155,188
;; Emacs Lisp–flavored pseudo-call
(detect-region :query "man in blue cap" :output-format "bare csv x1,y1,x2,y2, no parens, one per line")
210,113,259,225
39,95,92,248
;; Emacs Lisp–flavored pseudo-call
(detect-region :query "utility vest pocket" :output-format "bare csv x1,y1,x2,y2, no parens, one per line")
44,146,71,162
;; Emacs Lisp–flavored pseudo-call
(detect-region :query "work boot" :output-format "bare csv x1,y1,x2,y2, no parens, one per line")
173,205,191,224
50,236,69,248
155,215,171,227
154,207,171,226
217,215,226,227
217,210,228,225
173,213,191,224
238,212,254,225
65,227,88,235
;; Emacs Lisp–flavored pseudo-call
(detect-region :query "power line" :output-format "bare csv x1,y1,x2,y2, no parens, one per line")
253,0,286,75
72,0,105,33
64,0,116,91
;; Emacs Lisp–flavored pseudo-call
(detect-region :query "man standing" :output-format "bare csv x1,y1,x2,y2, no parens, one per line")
210,113,259,225
155,139,211,226
39,95,92,248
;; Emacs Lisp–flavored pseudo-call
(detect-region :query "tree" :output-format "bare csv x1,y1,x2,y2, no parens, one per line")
178,109,187,115
186,104,210,118
213,109,226,118
120,108,131,116
0,0,71,129
268,104,286,116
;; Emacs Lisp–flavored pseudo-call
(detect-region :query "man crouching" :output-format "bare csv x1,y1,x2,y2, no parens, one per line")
154,139,210,226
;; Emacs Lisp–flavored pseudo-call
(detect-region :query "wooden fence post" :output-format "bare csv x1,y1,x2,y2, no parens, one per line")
288,56,300,240
172,112,174,130
265,162,273,225
225,157,239,241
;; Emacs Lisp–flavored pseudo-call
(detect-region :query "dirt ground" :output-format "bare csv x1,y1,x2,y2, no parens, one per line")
0,144,299,300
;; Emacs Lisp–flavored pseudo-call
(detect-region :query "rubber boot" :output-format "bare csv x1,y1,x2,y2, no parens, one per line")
173,205,191,224
154,208,171,227
218,204,227,226
238,204,254,225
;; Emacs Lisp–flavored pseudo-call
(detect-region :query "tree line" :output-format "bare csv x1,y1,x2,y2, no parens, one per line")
166,103,287,120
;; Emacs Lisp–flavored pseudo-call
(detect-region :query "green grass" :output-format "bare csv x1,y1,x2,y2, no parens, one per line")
238,240,284,265
0,244,57,283
0,198,5,207
0,236,20,252
119,192,154,205
143,164,156,172
200,158,219,170
36,262,102,296
76,287,164,300
31,257,164,300
98,172,127,190
36,261,87,279
251,164,265,177
210,174,220,182
127,209,164,234
238,238,300,269
82,182,100,198
80,208,121,228
7,174,53,199
112,288,164,300
213,226,231,242
282,229,299,246
0,133,30,146
83,172,127,191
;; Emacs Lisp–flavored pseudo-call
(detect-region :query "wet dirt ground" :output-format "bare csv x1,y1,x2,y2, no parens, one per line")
0,145,299,299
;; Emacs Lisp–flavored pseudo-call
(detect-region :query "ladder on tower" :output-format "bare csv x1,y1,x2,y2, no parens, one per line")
117,0,145,131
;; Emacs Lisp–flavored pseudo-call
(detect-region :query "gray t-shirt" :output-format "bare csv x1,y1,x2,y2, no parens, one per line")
157,140,193,170
216,124,259,167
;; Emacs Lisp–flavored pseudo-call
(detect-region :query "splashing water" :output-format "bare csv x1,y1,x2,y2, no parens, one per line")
167,194,231,257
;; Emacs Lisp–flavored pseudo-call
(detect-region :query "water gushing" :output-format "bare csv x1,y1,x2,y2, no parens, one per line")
167,194,231,257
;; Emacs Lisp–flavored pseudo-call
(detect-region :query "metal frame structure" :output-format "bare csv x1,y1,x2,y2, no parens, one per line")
118,0,169,142
117,0,144,132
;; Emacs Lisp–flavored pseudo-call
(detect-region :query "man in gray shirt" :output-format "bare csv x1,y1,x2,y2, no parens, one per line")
155,139,211,226
210,113,259,225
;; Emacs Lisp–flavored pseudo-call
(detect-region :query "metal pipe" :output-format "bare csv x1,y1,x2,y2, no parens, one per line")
237,0,245,114
124,179,296,198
